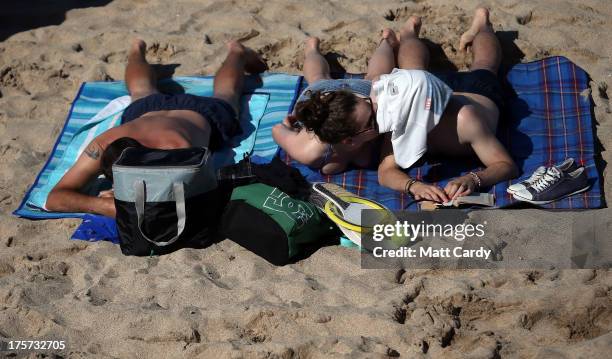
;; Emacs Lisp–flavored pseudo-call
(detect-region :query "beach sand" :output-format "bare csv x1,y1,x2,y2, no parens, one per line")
1,0,611,357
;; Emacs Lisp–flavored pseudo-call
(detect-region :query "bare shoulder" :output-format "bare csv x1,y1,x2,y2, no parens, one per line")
85,124,133,159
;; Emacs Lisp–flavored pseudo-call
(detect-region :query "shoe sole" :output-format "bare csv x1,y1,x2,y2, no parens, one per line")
512,185,590,205
506,187,523,195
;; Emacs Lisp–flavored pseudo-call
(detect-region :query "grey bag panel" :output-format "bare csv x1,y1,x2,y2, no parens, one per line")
112,147,217,202
113,165,217,202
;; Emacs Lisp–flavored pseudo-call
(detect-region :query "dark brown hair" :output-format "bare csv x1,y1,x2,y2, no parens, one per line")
101,137,143,181
294,90,359,144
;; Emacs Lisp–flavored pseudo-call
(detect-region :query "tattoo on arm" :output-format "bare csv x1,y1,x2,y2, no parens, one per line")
84,143,102,160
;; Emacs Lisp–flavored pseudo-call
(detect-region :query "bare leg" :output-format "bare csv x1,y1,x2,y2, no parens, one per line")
397,16,428,70
459,8,502,74
125,39,159,101
213,40,268,114
365,29,399,81
303,37,331,84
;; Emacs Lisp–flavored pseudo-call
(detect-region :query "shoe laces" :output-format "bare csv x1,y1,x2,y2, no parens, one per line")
526,166,546,184
531,167,561,193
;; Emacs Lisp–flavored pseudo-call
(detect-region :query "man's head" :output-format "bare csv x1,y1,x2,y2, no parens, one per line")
101,137,144,181
295,90,377,145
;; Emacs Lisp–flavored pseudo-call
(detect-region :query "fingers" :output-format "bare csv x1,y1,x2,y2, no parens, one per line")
444,183,460,199
431,186,449,203
98,190,114,198
457,187,473,197
413,182,449,203
421,188,446,203
443,182,453,193
450,185,467,200
417,192,436,202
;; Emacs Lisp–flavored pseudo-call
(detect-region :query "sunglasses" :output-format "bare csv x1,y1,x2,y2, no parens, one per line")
351,97,377,139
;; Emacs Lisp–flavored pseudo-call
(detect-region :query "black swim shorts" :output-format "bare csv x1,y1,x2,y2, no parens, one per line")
121,93,241,150
436,69,504,110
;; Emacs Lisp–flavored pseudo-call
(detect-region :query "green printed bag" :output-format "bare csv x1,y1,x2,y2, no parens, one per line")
219,183,337,265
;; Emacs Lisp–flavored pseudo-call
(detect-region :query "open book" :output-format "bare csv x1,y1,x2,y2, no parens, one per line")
421,193,495,210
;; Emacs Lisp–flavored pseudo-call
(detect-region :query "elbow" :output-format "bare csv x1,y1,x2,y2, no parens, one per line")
377,165,390,187
377,170,385,187
45,188,61,211
271,124,284,143
377,158,398,188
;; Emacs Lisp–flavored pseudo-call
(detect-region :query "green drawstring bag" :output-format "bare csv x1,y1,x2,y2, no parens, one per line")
219,183,337,265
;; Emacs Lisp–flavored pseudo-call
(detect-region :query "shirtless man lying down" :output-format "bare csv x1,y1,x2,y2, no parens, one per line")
274,8,518,203
46,39,267,217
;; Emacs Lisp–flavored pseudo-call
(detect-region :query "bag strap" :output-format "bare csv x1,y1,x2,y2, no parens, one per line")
134,181,186,246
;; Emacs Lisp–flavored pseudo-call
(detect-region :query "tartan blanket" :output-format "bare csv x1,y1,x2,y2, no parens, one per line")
281,56,603,210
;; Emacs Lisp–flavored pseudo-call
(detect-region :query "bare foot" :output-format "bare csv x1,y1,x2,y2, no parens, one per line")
399,16,422,40
129,39,147,58
227,40,268,74
381,28,400,50
304,37,321,54
459,7,492,52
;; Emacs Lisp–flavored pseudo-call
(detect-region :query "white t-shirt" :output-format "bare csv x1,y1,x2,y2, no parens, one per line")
373,69,452,169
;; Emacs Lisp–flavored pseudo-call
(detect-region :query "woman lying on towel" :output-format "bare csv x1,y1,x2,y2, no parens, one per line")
273,8,518,203
46,39,267,217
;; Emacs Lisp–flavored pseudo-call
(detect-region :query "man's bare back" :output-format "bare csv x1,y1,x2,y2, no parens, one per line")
427,92,499,156
46,39,266,217
95,110,212,151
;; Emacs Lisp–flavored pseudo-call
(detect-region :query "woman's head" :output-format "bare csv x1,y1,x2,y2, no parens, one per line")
101,137,144,181
295,90,376,144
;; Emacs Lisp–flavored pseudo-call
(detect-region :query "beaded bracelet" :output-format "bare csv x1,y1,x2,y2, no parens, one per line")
468,171,482,189
404,179,417,197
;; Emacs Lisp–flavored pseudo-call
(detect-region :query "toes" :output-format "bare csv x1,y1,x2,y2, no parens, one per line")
304,37,321,53
408,16,422,36
410,16,422,32
305,37,320,47
400,16,422,38
226,40,244,53
243,48,268,74
131,39,146,53
381,28,399,48
475,7,490,23
471,7,492,31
